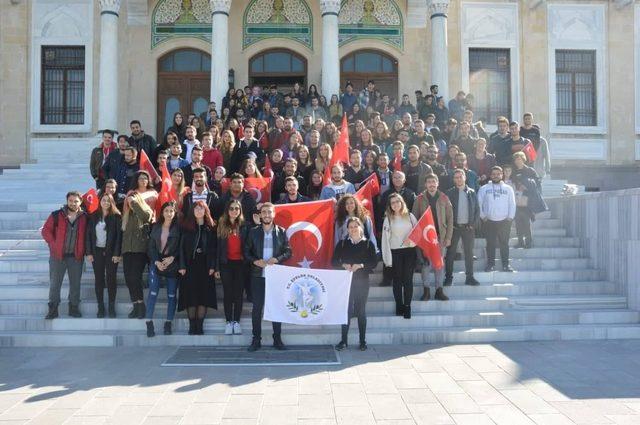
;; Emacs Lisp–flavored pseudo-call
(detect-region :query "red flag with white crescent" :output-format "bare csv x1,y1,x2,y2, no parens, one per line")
406,206,443,270
82,188,99,214
244,177,272,203
156,163,174,217
274,199,335,269
522,141,538,163
354,177,378,230
138,149,160,182
392,150,403,172
263,155,274,178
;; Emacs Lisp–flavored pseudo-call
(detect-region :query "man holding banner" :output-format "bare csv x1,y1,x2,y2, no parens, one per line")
244,203,292,352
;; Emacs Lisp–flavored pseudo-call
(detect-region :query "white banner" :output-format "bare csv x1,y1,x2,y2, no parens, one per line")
264,264,353,325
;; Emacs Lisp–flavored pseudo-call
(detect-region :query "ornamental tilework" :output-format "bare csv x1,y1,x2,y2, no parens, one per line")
243,0,313,50
338,0,403,50
152,0,212,48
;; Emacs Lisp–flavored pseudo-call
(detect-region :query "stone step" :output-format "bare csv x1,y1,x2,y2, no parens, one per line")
0,280,617,302
0,308,635,332
0,258,593,275
3,322,640,347
0,244,586,259
0,203,62,213
0,281,619,315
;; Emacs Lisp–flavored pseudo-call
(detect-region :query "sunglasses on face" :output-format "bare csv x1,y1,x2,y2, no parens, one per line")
229,207,240,211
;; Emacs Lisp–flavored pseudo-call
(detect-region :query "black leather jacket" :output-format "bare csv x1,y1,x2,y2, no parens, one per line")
85,213,122,257
216,223,251,269
243,225,292,277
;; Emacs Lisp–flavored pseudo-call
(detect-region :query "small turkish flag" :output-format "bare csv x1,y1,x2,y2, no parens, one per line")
406,206,443,270
156,163,174,217
274,199,335,269
244,177,272,203
522,141,537,163
139,149,160,182
354,176,380,230
324,114,351,185
220,177,231,194
263,155,274,178
82,188,99,214
392,151,403,172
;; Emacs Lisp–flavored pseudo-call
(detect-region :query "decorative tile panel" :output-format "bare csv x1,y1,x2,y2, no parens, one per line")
152,0,212,48
338,0,403,51
243,0,313,50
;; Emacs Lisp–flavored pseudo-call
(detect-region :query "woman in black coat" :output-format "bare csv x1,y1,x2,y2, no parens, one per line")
145,201,181,337
178,200,217,335
332,216,378,351
214,200,251,336
85,193,122,318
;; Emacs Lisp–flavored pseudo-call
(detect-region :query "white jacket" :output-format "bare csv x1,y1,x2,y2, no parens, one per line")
381,214,417,267
477,181,516,221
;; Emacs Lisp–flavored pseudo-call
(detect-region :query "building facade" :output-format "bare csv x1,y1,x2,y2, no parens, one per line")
1,0,639,189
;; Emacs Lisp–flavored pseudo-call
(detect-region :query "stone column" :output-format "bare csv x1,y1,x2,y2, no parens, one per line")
428,0,450,101
210,0,232,108
320,0,341,99
97,0,121,132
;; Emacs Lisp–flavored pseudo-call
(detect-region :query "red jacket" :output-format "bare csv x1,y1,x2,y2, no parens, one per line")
41,209,88,261
202,148,223,172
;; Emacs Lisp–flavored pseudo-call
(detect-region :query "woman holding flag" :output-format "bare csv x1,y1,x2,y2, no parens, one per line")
332,217,378,351
382,193,418,319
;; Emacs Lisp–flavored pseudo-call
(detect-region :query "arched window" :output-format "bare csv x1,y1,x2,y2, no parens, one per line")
249,49,307,93
341,50,398,100
159,49,211,73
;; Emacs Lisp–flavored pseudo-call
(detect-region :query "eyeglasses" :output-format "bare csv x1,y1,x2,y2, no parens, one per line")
229,207,241,211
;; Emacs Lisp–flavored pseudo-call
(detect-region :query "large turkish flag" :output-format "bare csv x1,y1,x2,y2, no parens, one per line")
244,177,272,203
406,206,443,270
138,149,160,182
274,199,335,269
323,114,350,185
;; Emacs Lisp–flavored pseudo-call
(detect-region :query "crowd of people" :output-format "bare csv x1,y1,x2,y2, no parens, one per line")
45,80,549,352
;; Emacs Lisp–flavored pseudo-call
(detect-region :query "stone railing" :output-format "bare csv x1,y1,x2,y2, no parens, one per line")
546,188,640,310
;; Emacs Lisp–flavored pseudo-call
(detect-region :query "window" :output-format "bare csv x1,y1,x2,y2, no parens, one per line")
555,50,597,126
341,51,397,74
159,49,210,72
41,46,85,125
468,48,511,123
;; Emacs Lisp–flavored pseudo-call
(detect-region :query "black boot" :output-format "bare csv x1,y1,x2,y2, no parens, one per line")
197,319,205,335
403,304,411,319
248,337,261,352
164,321,172,335
68,304,82,318
45,303,58,320
273,334,286,350
188,319,196,335
128,304,137,319
465,275,480,286
336,324,349,350
434,288,449,301
97,302,105,318
137,302,146,319
146,321,155,338
395,303,404,316
108,302,116,318
420,288,430,301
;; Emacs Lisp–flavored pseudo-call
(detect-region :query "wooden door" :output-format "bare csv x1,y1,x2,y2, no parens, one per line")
157,74,210,141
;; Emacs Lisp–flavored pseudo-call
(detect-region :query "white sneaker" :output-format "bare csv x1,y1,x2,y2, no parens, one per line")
233,321,242,335
224,321,233,335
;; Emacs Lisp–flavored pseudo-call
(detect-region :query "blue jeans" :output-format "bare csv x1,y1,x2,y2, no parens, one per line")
145,265,177,321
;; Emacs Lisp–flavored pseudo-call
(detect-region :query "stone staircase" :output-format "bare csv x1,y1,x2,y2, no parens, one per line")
0,139,637,347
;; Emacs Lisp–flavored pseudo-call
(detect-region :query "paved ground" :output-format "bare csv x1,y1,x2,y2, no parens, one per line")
2,340,640,425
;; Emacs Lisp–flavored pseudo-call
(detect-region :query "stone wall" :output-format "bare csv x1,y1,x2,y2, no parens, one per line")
547,189,640,310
